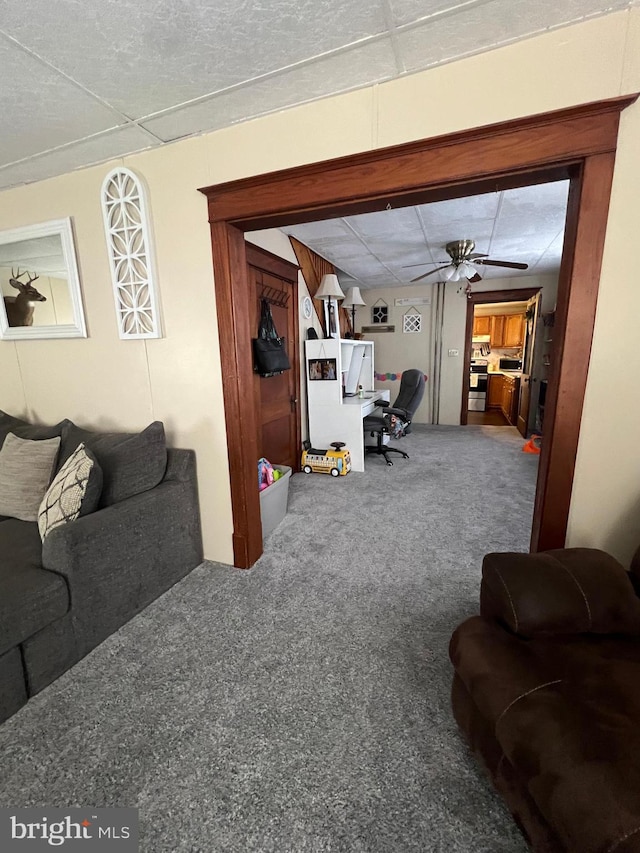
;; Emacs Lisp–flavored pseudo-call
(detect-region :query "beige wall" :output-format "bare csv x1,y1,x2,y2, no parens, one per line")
354,283,433,423
0,9,639,564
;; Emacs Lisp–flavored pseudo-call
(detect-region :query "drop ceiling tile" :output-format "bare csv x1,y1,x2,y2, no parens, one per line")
417,193,500,227
140,40,396,142
1,0,389,117
424,219,496,249
395,0,632,72
0,126,155,191
388,0,484,27
345,206,422,237
284,181,567,290
295,235,368,257
491,192,567,265
281,220,354,242
0,38,122,167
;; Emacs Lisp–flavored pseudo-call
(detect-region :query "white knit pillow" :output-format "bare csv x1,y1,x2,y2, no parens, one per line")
0,433,60,522
38,443,102,540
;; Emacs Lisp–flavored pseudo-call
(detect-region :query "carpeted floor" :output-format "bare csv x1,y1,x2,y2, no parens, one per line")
0,425,537,852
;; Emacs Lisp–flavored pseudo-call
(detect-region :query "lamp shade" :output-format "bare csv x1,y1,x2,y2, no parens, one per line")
342,286,366,308
315,273,345,301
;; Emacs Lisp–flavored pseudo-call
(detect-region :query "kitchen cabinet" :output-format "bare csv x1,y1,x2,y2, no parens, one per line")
473,316,491,336
475,312,526,347
480,312,525,347
490,315,506,346
504,314,525,347
487,374,504,409
500,374,520,425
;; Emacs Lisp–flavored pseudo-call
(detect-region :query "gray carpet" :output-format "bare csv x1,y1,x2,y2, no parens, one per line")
0,425,537,852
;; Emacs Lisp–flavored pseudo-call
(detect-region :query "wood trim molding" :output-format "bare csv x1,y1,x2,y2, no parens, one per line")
289,237,351,336
289,236,332,330
245,242,299,281
200,94,638,567
201,96,636,229
209,222,263,568
531,152,618,550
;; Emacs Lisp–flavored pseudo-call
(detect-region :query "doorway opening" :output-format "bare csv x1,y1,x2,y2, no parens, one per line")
199,96,634,568
463,287,545,430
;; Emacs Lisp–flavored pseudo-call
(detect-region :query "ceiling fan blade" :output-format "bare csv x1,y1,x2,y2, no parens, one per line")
467,273,483,283
475,259,529,270
401,261,445,269
468,253,489,260
410,265,449,282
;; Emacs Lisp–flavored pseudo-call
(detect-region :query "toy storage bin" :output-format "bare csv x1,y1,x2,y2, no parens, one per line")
259,465,292,540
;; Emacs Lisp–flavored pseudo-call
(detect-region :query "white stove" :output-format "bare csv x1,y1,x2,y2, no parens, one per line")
469,359,489,412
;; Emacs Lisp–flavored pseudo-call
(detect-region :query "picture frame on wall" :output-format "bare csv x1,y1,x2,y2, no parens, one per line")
0,218,87,340
309,358,337,381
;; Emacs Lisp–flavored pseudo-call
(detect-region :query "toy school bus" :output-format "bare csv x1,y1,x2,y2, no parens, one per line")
301,441,351,477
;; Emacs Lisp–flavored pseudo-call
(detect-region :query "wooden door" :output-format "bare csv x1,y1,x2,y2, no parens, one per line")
247,245,300,472
517,295,540,437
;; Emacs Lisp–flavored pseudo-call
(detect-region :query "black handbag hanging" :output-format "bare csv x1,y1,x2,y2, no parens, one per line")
253,299,291,377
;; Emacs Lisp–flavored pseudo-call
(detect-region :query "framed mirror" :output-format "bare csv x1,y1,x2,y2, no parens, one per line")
0,218,87,340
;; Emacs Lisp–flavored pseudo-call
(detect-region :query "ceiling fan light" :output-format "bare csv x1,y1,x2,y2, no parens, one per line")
459,261,477,278
443,265,458,281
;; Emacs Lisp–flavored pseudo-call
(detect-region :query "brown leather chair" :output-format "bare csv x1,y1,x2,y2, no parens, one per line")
450,545,640,853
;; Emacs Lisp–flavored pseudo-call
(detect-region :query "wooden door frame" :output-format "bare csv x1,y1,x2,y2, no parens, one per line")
200,94,637,568
461,286,541,425
246,242,301,473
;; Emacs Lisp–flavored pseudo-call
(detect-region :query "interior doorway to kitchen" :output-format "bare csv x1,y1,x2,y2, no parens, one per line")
468,297,531,427
461,287,541,428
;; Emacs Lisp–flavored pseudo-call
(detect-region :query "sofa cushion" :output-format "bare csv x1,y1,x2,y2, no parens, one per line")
450,616,640,853
0,519,69,657
59,421,167,507
0,410,67,447
0,434,61,522
38,443,103,540
481,548,640,637
494,639,640,853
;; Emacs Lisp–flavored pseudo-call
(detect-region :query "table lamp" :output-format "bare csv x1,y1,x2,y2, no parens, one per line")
314,273,345,337
342,286,366,337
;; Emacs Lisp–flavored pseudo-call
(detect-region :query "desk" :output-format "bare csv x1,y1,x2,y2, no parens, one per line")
309,390,390,472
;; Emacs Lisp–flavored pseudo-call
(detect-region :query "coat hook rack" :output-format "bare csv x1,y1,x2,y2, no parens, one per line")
259,284,290,309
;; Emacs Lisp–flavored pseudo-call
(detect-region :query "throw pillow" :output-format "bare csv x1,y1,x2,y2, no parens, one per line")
38,443,103,540
0,410,68,449
58,420,167,507
0,433,61,522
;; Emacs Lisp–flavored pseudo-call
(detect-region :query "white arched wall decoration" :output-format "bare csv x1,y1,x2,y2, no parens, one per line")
101,167,162,339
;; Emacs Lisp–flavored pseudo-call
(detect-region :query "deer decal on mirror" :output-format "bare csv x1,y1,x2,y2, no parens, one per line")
4,269,47,327
0,218,86,340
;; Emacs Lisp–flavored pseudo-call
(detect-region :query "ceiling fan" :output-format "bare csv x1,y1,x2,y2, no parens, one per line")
406,239,528,286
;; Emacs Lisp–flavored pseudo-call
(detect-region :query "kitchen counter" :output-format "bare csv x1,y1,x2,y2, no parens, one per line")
489,370,522,378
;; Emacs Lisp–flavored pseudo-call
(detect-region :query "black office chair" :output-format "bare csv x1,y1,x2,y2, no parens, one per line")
363,369,426,466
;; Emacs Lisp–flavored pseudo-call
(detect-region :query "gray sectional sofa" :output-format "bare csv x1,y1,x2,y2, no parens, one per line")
0,410,204,724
